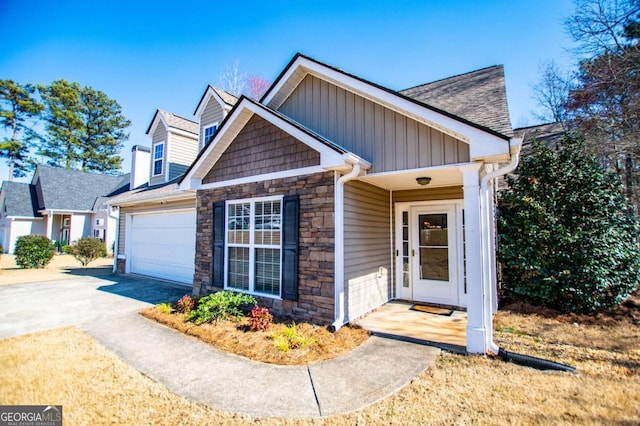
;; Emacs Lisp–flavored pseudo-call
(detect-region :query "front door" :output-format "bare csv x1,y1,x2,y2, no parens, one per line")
410,205,459,306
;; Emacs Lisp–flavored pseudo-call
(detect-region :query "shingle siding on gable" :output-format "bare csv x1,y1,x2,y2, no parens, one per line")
200,98,224,150
150,124,168,186
278,74,470,173
202,114,321,184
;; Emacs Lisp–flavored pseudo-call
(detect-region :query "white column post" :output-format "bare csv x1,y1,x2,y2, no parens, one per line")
45,212,53,241
461,163,486,354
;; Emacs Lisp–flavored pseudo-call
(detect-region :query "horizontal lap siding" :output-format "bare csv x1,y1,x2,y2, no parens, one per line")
344,180,391,321
169,133,198,180
200,100,224,151
278,74,470,172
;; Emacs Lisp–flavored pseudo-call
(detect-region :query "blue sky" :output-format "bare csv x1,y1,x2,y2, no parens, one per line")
0,0,575,182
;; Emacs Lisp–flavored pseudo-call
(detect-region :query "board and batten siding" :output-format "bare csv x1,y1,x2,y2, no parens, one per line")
199,98,225,150
149,125,168,186
278,74,470,173
116,199,196,256
344,180,392,321
168,133,198,181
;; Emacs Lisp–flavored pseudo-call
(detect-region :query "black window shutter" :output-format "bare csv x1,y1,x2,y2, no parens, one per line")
212,201,225,288
281,195,299,300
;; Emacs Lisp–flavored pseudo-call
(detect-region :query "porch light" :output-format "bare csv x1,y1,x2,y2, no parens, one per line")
416,176,432,186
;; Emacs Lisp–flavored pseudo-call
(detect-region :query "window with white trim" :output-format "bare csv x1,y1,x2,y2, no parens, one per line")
152,142,164,176
203,123,218,146
225,197,282,296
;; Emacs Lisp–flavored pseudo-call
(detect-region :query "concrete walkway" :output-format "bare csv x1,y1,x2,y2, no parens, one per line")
1,275,440,418
81,312,440,418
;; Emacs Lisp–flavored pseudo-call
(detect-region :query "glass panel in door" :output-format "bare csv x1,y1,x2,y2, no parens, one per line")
418,214,449,281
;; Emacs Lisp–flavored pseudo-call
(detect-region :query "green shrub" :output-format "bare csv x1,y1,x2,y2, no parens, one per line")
271,322,316,352
68,237,106,266
498,136,640,313
157,302,174,314
14,235,55,269
248,305,273,331
186,291,257,324
61,244,72,254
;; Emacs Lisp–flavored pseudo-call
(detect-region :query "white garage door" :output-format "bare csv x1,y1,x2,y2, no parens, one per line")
129,210,196,285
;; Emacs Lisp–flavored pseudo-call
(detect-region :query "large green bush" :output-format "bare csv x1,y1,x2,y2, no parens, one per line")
69,237,106,266
186,291,257,324
498,136,640,313
14,235,55,269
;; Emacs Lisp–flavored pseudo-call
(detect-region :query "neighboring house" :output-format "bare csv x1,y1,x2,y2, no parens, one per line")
0,165,129,253
109,89,237,284
177,53,523,354
0,181,43,253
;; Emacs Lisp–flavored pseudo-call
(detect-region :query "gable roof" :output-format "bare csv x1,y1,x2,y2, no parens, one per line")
108,175,192,207
180,95,368,189
400,65,513,137
0,181,39,217
146,109,199,136
194,85,239,117
34,165,130,212
514,122,566,148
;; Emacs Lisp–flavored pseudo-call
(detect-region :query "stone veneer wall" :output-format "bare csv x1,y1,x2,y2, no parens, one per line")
194,171,335,324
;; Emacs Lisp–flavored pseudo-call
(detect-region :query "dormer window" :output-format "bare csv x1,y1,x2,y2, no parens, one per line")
152,142,164,176
203,123,218,146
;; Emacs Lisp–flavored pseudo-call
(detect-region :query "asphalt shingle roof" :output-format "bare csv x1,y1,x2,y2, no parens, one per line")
158,110,199,134
212,87,239,107
36,165,130,212
1,181,39,217
514,122,566,148
399,65,514,137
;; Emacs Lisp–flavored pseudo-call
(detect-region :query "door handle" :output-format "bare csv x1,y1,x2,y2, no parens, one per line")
412,249,415,257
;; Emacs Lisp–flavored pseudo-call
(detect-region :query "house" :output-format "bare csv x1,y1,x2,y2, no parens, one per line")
0,165,130,253
0,181,42,253
109,89,237,284
176,53,522,354
110,54,521,354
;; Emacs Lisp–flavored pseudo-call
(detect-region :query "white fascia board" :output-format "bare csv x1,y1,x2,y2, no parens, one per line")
7,216,43,220
194,86,227,118
168,127,198,139
264,56,510,160
195,166,327,191
146,111,167,137
180,99,350,190
112,192,195,208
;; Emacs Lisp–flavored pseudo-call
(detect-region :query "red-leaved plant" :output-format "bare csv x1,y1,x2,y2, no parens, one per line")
176,294,196,314
248,305,273,331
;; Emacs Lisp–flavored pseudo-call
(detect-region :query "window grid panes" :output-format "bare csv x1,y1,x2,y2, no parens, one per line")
204,124,217,146
226,199,282,297
153,144,163,176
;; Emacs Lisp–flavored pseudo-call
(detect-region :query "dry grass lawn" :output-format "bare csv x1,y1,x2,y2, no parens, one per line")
141,307,369,365
0,254,113,285
1,297,638,425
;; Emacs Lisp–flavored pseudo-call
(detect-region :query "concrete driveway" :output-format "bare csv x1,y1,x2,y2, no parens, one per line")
0,274,189,339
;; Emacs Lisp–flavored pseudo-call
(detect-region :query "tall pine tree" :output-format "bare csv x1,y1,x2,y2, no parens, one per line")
0,80,43,180
39,80,129,173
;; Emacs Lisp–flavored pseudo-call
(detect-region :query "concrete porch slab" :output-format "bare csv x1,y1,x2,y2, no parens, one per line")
354,301,467,353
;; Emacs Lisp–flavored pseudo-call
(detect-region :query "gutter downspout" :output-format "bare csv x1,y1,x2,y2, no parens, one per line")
330,161,362,332
479,138,522,354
